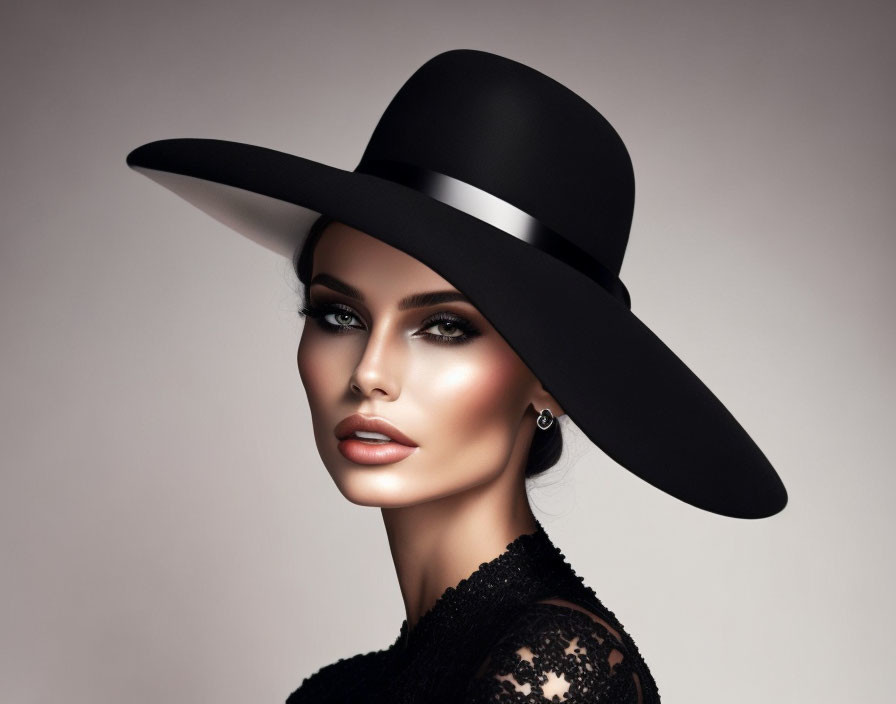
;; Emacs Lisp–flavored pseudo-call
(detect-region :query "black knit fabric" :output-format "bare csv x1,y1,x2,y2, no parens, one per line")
285,520,660,703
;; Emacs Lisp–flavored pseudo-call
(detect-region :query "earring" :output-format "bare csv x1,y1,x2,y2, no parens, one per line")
536,408,554,430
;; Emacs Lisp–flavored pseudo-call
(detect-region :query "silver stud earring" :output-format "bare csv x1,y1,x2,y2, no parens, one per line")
536,408,554,430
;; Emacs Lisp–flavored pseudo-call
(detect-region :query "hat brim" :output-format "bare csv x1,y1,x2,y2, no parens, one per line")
127,137,787,519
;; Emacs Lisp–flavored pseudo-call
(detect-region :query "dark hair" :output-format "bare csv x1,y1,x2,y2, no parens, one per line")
293,214,563,479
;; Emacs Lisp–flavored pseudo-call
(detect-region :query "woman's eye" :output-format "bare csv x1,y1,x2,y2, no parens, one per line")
324,310,362,329
299,303,362,333
421,321,465,339
417,315,480,345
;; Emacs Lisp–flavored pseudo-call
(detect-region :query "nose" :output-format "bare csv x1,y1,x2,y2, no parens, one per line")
349,319,403,400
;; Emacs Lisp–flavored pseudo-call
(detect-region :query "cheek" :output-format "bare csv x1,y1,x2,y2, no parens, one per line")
297,327,348,410
296,328,320,399
406,343,530,446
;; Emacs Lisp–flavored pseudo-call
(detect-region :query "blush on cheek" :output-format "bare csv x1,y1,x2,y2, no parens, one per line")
424,352,531,451
471,348,530,408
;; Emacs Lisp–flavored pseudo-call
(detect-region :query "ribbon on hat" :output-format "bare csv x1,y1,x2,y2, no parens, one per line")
356,159,631,309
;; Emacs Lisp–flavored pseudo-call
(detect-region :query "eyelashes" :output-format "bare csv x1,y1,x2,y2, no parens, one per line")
299,301,482,345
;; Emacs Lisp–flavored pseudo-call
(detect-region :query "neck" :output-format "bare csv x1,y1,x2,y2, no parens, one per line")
381,450,537,633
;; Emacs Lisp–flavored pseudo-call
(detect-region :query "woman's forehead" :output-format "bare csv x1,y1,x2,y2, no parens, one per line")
312,221,462,298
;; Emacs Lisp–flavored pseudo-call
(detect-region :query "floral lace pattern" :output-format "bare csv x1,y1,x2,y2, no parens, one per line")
464,602,640,703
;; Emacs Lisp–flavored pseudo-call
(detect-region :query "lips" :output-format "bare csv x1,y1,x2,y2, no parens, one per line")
334,414,418,447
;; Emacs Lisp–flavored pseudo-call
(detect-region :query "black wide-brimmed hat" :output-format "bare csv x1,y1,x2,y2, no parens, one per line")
126,48,787,519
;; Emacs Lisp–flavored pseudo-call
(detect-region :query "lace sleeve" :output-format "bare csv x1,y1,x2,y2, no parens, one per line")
463,600,643,703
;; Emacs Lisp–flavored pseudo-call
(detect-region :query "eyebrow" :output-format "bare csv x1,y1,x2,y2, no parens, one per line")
309,273,471,310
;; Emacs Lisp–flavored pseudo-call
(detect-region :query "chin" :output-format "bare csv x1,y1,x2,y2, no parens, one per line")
332,480,425,509
322,459,410,507
330,466,499,509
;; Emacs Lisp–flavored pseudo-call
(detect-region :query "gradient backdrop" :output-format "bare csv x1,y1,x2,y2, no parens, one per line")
2,1,893,702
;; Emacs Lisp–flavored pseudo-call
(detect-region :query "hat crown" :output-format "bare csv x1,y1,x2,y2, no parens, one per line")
357,49,634,275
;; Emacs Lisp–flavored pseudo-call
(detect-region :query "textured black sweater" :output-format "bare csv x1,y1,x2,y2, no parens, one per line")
285,520,660,703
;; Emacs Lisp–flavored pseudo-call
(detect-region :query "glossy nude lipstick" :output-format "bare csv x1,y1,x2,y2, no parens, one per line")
334,414,419,465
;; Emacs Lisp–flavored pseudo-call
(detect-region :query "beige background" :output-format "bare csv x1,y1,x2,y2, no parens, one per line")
2,1,893,702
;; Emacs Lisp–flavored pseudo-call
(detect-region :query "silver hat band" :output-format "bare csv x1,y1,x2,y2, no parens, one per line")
356,159,631,309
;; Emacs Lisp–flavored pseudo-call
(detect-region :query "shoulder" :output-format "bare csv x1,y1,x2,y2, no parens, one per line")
463,598,644,703
285,648,389,703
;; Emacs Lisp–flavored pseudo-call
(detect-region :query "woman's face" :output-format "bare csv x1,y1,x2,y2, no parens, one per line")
297,221,562,508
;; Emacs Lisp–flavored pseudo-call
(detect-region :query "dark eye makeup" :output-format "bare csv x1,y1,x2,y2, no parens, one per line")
299,300,482,345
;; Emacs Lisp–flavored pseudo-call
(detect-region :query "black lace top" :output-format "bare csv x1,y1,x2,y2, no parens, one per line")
285,520,660,703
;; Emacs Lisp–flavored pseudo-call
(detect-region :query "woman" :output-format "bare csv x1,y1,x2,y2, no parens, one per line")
126,49,787,703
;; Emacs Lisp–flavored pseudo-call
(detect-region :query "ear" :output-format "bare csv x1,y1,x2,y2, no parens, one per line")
529,383,565,418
